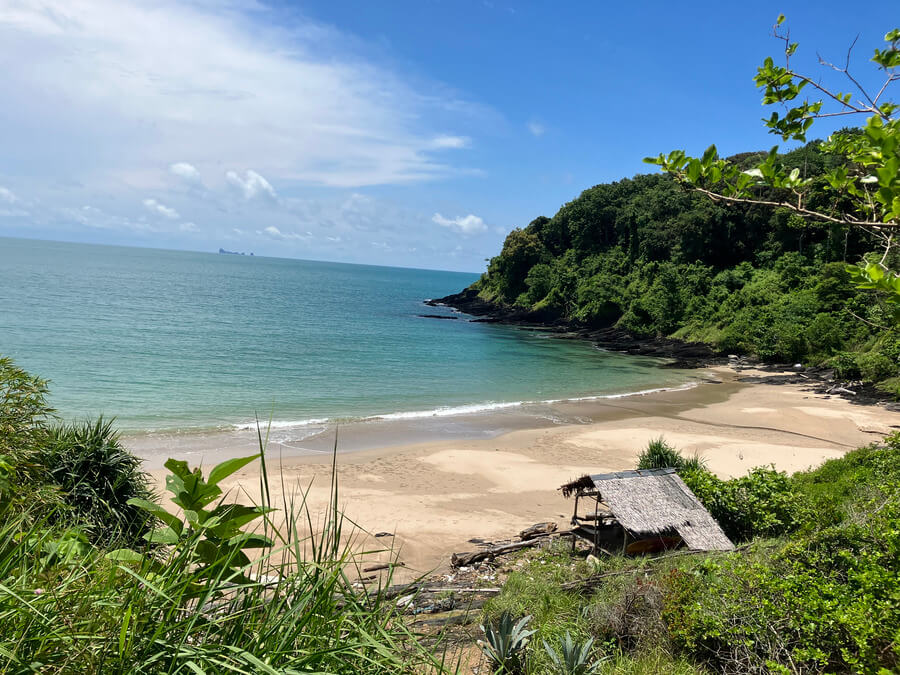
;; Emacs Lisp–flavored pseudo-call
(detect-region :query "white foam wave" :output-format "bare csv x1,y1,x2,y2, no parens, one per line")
228,380,700,433
232,417,329,431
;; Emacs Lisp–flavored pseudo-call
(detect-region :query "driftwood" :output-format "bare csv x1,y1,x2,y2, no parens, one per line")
519,521,558,540
363,562,404,573
452,529,575,567
452,539,543,567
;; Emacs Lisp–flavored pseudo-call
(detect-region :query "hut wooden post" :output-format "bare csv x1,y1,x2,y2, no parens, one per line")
571,494,579,553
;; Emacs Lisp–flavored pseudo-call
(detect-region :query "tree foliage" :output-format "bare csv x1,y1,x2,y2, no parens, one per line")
646,21,900,312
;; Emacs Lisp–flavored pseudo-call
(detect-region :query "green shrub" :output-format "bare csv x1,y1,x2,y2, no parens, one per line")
662,500,900,673
637,438,682,470
41,418,153,545
636,438,705,472
681,466,806,543
0,356,53,480
828,351,861,380
857,350,897,382
793,433,900,527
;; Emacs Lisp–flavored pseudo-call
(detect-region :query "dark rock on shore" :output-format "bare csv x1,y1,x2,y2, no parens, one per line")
426,290,719,368
418,314,459,320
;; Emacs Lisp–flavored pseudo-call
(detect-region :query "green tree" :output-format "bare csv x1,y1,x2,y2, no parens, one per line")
646,20,900,316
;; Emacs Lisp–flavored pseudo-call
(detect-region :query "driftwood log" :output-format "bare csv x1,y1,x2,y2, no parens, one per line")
451,538,541,567
362,562,405,573
519,521,558,540
451,529,574,567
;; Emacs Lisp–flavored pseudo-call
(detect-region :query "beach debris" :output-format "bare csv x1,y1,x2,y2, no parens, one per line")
827,385,857,395
451,538,548,568
363,562,404,573
519,521,558,540
374,531,394,538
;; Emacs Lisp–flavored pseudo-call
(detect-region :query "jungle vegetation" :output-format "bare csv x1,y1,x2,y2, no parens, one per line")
473,24,900,391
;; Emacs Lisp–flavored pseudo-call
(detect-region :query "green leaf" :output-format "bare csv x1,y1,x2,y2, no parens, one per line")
208,454,260,487
145,526,180,545
126,497,183,534
106,549,145,563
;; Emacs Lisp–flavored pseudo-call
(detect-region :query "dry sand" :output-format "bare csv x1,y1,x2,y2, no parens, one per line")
137,367,899,579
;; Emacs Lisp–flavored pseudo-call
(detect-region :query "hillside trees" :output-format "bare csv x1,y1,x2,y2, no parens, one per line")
646,19,900,317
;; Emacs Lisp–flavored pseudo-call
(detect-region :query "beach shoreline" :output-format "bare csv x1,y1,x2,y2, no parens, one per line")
129,366,899,579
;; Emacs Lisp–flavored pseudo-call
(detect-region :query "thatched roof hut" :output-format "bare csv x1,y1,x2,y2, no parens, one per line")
560,468,733,552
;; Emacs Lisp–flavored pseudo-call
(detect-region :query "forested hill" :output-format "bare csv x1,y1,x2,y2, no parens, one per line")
448,141,900,388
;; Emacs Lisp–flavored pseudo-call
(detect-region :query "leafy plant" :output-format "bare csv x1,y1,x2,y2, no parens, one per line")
681,465,807,542
637,437,705,472
480,611,535,674
543,632,607,674
41,417,153,545
113,453,272,585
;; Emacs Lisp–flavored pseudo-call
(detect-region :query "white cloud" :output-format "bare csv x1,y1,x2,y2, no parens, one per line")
0,0,484,189
63,204,155,232
0,186,18,203
179,221,199,232
226,169,277,201
527,121,545,137
143,198,180,219
430,135,471,149
432,212,488,235
260,224,307,240
169,162,202,183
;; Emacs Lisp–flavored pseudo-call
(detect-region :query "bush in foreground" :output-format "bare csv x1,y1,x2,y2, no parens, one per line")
1,450,442,673
41,418,153,545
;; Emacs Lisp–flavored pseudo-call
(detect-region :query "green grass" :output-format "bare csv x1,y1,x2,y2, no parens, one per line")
0,453,448,673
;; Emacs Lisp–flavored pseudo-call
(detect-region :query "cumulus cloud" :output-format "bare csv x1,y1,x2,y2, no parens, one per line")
432,212,488,235
169,162,202,183
0,186,18,203
527,121,545,137
226,169,277,201
143,198,180,219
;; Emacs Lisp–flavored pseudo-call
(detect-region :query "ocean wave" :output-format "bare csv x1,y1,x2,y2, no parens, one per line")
229,380,700,432
232,417,330,431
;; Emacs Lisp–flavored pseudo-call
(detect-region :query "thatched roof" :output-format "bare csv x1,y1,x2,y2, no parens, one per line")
560,469,734,551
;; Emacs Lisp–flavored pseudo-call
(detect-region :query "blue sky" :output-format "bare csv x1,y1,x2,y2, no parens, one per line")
0,1,892,271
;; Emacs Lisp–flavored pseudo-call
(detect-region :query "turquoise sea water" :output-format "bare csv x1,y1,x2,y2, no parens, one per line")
0,237,694,433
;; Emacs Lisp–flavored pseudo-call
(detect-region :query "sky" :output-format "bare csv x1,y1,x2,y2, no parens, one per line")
0,1,892,272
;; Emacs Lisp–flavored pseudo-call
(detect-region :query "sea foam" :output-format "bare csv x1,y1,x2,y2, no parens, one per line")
230,380,699,432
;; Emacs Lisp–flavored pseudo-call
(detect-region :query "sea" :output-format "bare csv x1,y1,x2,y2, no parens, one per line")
0,237,696,443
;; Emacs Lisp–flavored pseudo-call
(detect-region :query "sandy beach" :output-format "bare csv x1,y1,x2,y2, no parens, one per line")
130,367,899,579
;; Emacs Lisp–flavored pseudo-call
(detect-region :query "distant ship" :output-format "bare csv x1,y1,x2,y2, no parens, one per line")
219,248,254,256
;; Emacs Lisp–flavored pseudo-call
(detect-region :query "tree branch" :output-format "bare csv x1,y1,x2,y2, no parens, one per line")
687,185,898,228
